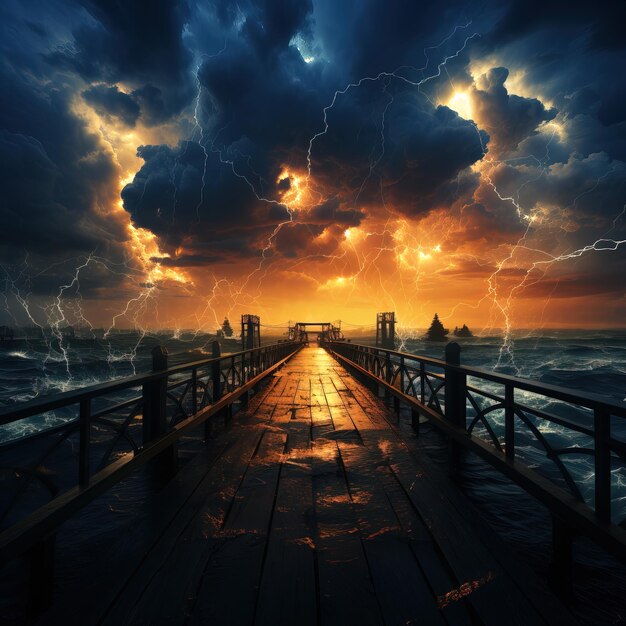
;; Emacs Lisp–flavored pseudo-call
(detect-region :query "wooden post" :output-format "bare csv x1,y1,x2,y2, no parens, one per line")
594,408,611,523
444,342,465,475
208,340,222,439
142,345,176,480
548,516,574,600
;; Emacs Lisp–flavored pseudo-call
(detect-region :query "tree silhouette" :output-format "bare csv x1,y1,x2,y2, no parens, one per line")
425,313,449,341
221,317,234,337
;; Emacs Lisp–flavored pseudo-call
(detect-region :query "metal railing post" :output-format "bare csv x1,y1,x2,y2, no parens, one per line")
385,350,392,403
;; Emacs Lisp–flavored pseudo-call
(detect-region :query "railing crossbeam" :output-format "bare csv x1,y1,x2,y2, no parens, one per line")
321,338,626,579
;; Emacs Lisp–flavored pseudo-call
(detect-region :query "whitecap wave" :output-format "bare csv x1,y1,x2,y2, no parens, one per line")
7,351,30,359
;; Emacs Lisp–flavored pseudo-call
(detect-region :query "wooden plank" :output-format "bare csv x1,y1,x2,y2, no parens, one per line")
380,467,474,625
334,379,547,625
327,368,472,625
102,374,289,625
337,442,447,625
312,440,382,626
311,399,334,440
310,378,327,410
41,405,276,625
376,401,577,625
254,408,316,625
102,424,269,625
189,430,287,625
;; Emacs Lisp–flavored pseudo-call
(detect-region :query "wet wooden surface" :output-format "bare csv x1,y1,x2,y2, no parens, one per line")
41,347,574,625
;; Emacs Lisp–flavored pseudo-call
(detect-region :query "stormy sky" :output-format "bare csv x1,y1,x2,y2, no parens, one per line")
1,0,625,331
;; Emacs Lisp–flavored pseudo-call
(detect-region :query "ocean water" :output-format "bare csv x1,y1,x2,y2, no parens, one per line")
0,331,253,441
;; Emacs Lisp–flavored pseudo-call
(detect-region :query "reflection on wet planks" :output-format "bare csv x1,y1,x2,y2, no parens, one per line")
50,346,575,626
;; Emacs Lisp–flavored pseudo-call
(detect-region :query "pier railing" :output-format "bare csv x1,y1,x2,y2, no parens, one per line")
323,340,626,570
0,340,302,595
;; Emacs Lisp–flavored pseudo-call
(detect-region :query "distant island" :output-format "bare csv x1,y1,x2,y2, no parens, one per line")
425,315,474,341
453,324,474,338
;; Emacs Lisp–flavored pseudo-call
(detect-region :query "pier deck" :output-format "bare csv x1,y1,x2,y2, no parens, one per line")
41,347,572,625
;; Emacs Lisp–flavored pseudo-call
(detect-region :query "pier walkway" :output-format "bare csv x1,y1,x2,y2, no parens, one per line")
41,346,572,625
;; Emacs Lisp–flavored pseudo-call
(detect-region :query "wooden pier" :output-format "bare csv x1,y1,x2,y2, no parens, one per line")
35,347,573,624
1,332,626,624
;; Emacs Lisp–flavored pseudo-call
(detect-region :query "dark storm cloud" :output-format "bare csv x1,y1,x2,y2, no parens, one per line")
1,0,625,295
183,2,491,229
488,153,626,222
122,140,367,263
194,12,323,181
518,271,626,299
471,67,555,154
481,0,626,162
306,197,365,227
120,0,624,258
274,223,324,258
458,202,525,244
82,84,140,127
310,87,488,216
121,140,286,253
0,65,126,262
152,254,225,267
489,0,626,52
49,0,195,124
312,0,486,79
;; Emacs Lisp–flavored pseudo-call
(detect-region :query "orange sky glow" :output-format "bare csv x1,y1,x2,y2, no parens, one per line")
66,83,625,335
